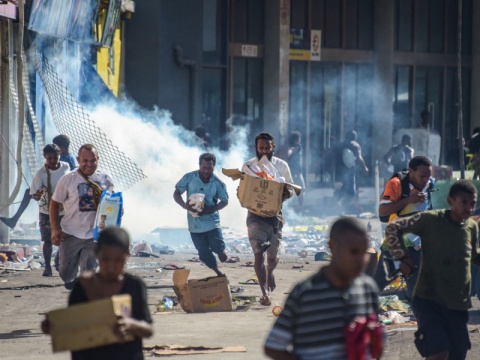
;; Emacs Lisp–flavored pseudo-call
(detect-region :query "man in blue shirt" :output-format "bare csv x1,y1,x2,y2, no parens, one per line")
173,153,229,276
53,134,77,170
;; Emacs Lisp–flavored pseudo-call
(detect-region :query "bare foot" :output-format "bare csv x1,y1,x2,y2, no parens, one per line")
268,274,276,292
218,252,228,263
259,295,272,306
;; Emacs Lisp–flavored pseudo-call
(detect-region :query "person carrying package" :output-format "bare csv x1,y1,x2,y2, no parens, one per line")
386,180,480,360
30,144,70,276
50,144,114,289
264,217,383,360
374,156,433,300
41,227,153,359
173,152,229,277
242,132,294,306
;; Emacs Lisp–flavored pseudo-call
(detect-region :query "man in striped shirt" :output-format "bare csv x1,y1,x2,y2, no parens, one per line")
264,217,382,360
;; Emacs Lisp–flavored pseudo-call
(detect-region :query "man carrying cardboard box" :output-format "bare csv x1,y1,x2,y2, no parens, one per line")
174,152,229,276
241,132,294,306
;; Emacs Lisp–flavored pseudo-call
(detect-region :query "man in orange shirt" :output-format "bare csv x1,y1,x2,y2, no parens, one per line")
375,156,433,300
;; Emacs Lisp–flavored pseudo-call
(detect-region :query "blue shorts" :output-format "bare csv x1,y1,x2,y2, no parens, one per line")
413,296,470,358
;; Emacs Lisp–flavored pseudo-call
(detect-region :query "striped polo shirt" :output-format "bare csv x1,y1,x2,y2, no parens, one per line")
264,270,379,360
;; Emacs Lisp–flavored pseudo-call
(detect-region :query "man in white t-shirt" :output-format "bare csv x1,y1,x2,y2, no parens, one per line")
241,132,294,306
50,144,114,289
30,144,70,276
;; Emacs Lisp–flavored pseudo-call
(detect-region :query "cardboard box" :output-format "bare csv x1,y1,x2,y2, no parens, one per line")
173,269,233,313
222,168,302,217
47,294,132,352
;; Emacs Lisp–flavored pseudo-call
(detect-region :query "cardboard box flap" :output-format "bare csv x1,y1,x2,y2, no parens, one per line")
222,168,242,181
173,269,190,286
222,168,302,196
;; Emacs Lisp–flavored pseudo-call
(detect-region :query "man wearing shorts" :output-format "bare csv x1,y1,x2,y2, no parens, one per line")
173,152,228,276
50,144,114,289
242,132,294,306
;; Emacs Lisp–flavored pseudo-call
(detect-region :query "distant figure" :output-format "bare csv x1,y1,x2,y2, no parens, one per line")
53,134,77,170
419,110,439,134
383,134,414,174
264,217,383,359
287,131,305,207
337,130,369,213
173,153,228,277
467,128,480,179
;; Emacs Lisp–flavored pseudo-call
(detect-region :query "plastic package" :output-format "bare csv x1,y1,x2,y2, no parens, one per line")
93,190,123,240
188,193,205,217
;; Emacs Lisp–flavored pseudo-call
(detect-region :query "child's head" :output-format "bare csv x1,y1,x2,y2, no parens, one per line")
43,144,60,169
95,227,130,281
447,180,478,223
52,134,71,155
328,217,369,281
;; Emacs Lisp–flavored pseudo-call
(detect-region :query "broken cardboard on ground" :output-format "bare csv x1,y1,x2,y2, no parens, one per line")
144,344,247,355
47,294,132,352
222,168,301,217
173,269,233,313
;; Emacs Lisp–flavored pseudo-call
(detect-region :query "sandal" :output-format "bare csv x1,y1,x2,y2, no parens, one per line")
239,278,259,285
162,264,186,270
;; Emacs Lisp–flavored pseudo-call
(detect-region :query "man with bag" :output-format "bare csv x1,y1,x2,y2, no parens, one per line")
242,132,294,306
374,156,433,300
50,144,114,289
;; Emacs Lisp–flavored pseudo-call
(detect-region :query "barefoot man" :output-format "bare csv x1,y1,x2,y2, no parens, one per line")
242,132,294,306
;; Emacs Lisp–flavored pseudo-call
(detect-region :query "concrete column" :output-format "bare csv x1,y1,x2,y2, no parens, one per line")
372,0,395,161
263,0,290,153
470,1,480,132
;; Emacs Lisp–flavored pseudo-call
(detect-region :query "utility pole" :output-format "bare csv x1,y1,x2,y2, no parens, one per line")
0,19,11,244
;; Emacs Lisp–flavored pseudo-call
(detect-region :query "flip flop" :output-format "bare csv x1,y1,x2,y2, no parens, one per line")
239,278,259,285
188,257,202,262
225,256,240,263
162,264,186,270
292,264,304,269
230,286,245,294
241,261,254,267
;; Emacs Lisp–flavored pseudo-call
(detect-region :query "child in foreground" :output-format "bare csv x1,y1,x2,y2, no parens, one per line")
264,217,383,360
42,227,153,360
386,180,480,359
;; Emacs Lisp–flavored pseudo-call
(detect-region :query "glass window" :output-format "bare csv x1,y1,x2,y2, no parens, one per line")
231,0,265,44
202,68,226,146
357,0,373,49
396,0,413,51
394,66,412,132
324,0,342,48
428,0,445,53
203,0,226,65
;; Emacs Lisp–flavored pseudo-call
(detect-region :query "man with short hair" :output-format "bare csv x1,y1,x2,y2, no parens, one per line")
383,134,414,174
50,144,114,289
53,134,77,170
242,132,294,306
173,153,228,276
375,155,433,299
265,217,383,359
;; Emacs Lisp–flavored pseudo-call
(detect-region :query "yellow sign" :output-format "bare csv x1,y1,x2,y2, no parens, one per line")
289,49,311,61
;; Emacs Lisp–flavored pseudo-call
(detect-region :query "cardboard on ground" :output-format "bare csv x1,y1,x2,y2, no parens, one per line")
222,168,301,217
47,294,132,352
173,269,233,313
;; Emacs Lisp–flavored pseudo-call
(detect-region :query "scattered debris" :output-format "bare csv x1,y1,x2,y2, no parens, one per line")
143,344,247,356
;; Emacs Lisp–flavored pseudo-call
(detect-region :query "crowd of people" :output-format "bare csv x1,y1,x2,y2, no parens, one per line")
2,127,475,359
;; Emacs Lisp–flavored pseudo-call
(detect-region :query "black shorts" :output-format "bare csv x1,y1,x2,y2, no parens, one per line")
413,296,470,359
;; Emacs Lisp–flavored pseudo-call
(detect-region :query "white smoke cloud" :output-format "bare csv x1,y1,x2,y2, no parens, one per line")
88,105,249,239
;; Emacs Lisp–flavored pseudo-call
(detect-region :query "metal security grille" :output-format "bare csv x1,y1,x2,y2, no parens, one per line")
32,48,147,190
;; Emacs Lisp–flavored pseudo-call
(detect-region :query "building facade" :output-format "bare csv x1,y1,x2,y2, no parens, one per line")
123,0,479,187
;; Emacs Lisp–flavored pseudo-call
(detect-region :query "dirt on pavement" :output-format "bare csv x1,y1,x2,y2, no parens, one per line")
1,253,480,359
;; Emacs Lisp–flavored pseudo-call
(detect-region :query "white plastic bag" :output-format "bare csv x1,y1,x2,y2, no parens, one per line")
93,190,123,240
188,193,205,217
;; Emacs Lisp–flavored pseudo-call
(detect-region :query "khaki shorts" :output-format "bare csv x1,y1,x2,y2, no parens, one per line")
247,220,282,258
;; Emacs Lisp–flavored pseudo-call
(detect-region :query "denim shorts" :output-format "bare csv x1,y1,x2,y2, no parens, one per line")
413,296,470,358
